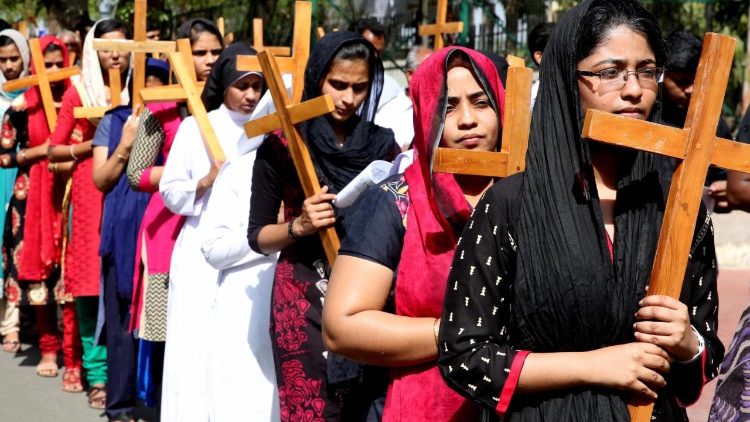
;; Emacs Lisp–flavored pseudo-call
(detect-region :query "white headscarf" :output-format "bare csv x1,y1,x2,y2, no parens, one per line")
79,20,131,107
0,29,31,102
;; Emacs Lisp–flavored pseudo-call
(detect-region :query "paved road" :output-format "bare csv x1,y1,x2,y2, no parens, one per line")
0,343,103,421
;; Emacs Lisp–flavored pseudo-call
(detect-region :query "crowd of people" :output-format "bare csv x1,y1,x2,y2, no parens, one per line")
2,0,750,421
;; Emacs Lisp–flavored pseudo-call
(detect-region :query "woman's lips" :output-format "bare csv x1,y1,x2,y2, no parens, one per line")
458,134,483,147
615,108,645,119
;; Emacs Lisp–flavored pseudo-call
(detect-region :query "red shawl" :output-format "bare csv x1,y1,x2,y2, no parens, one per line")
384,47,505,421
17,36,69,281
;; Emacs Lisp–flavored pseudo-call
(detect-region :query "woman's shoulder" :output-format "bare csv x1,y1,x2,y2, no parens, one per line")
481,173,524,225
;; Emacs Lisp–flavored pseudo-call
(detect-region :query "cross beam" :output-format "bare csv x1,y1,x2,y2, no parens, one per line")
237,1,311,103
73,68,122,119
253,19,292,56
3,38,80,131
419,0,464,50
432,64,532,177
580,32,745,422
253,49,339,264
138,39,203,104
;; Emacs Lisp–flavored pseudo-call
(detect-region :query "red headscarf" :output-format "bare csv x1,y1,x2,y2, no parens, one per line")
18,35,70,280
384,47,505,421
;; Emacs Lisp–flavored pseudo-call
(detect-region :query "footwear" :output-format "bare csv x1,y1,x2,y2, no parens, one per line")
61,367,83,393
109,412,135,422
88,384,106,410
36,354,59,377
2,333,20,353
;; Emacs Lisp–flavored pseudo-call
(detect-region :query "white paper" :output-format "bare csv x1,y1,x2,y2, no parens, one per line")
333,160,392,208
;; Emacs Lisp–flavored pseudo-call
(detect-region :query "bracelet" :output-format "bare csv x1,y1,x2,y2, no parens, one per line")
70,145,77,161
51,162,58,173
676,325,705,364
433,318,440,348
287,217,300,239
115,153,128,162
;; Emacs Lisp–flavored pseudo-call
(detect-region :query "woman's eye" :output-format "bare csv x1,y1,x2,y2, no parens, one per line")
474,99,489,108
192,50,207,57
599,68,621,80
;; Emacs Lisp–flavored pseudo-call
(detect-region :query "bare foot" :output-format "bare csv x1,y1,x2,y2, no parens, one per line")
2,332,20,353
88,384,106,409
36,353,59,377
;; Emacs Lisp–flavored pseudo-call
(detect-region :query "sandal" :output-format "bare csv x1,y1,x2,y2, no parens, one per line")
2,334,20,353
36,354,59,377
62,367,83,393
88,384,107,410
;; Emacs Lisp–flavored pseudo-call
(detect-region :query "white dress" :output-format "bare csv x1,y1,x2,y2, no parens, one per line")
201,151,280,422
159,104,249,422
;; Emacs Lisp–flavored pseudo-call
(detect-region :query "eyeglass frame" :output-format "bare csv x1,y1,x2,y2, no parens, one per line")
576,67,664,87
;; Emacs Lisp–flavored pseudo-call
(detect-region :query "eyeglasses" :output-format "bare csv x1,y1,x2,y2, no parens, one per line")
576,67,664,87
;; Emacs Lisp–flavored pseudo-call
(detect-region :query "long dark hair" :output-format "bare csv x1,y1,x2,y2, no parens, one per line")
94,19,130,39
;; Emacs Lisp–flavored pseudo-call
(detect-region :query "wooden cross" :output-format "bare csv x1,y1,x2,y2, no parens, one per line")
419,0,464,51
73,68,123,119
506,55,525,68
14,20,27,37
580,32,750,422
166,46,225,161
253,19,291,56
248,50,338,264
237,1,311,103
139,39,204,104
433,63,532,178
3,38,81,132
91,0,176,110
216,17,235,45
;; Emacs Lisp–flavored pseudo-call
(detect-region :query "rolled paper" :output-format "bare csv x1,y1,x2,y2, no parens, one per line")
333,160,393,208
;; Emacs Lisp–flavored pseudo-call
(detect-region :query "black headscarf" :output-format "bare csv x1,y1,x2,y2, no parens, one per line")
176,18,224,47
479,50,509,87
299,30,400,193
516,0,665,389
201,42,261,112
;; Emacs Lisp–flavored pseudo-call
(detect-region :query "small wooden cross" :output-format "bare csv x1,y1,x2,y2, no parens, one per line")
2,38,81,132
419,0,464,51
580,32,750,422
166,47,226,161
91,0,176,110
139,39,204,104
249,50,338,264
73,68,123,119
433,63,532,178
216,17,235,45
253,18,291,56
237,1,311,103
14,20,28,37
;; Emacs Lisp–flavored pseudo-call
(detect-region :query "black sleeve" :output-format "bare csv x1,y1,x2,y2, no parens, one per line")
438,177,529,416
338,176,407,271
671,212,724,406
737,108,750,143
247,136,285,255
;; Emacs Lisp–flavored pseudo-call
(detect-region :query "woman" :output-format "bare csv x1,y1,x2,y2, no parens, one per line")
1,35,68,380
322,47,503,421
158,42,255,422
48,19,130,409
198,50,274,421
126,19,223,414
0,28,29,355
247,31,400,421
438,1,722,420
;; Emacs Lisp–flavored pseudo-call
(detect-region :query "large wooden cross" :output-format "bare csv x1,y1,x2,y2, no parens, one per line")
139,39,204,104
580,33,750,422
419,0,464,51
237,1,311,103
433,63,532,178
253,18,291,56
72,68,123,119
90,0,176,110
246,50,337,264
3,38,81,131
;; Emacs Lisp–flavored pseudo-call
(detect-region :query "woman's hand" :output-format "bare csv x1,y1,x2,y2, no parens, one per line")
585,343,670,400
119,104,142,152
634,295,698,362
293,185,337,237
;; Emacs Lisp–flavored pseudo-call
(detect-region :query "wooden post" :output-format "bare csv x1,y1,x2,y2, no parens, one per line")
419,0,464,50
253,50,339,264
253,18,292,56
580,33,750,422
433,62,532,177
237,1,311,103
168,49,226,162
73,68,125,119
